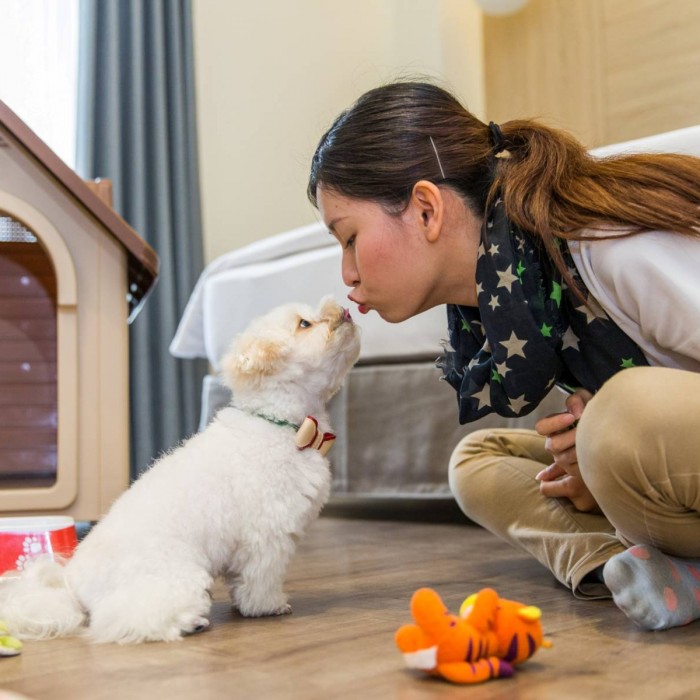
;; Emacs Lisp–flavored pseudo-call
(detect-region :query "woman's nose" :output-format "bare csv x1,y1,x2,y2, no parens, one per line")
341,249,359,288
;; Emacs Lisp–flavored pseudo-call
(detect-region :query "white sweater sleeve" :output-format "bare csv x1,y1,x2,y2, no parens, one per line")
568,231,700,372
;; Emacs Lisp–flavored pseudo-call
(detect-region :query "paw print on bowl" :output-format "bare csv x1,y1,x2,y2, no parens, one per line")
0,517,78,575
14,535,46,570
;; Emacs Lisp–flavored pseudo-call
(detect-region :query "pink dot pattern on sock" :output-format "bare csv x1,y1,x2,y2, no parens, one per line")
689,566,700,581
694,589,700,606
669,560,682,582
630,546,650,560
664,586,678,612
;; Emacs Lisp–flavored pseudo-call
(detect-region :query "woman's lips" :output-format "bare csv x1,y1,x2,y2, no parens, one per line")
349,295,369,314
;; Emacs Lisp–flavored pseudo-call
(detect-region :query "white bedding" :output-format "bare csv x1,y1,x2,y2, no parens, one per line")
590,124,700,159
171,222,448,369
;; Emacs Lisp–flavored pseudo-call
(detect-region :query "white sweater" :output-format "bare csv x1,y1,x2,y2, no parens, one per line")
567,230,700,373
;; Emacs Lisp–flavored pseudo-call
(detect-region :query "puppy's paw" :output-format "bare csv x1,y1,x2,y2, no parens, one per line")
237,600,292,617
178,614,210,636
272,603,292,616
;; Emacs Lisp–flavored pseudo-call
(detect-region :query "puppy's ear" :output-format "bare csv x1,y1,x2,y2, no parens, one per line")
221,335,287,386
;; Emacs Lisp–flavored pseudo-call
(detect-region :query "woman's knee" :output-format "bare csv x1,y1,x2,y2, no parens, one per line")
577,367,665,489
448,428,543,521
449,428,499,471
448,429,503,517
581,366,685,441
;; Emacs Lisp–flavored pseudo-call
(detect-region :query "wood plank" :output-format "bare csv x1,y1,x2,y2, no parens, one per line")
0,515,698,699
0,242,43,255
0,476,56,489
0,363,56,383
0,319,57,341
0,384,56,405
601,0,700,143
0,251,56,276
483,0,700,149
0,275,57,298
0,406,57,428
0,340,56,361
0,298,56,320
483,0,605,146
0,446,56,476
0,428,57,448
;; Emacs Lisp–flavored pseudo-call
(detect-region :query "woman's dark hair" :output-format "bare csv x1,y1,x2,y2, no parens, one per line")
308,81,494,214
308,80,700,294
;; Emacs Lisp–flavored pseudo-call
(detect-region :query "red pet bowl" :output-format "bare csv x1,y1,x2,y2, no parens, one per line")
0,516,78,575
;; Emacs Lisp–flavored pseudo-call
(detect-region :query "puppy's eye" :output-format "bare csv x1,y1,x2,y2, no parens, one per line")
298,318,312,329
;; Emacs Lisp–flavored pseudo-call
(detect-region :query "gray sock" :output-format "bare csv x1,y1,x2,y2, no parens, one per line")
603,545,700,630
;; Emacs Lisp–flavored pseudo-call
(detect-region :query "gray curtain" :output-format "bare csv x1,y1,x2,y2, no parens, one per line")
76,0,207,479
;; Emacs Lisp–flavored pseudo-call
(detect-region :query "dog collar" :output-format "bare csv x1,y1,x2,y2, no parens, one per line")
294,416,336,457
250,411,299,431
248,411,335,456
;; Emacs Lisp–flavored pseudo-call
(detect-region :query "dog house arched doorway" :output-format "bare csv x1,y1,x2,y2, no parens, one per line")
0,194,78,509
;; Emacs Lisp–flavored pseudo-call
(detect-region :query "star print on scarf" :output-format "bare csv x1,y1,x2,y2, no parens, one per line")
437,199,649,424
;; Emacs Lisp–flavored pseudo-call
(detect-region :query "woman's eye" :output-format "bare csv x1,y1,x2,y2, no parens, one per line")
345,234,356,249
299,319,312,329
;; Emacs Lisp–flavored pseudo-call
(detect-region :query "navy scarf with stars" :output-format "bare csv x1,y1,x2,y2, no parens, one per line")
438,199,649,424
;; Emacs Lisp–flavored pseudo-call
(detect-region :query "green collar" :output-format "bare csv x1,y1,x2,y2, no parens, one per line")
249,410,300,432
239,410,336,455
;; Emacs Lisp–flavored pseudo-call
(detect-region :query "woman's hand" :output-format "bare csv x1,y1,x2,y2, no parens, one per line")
535,389,599,512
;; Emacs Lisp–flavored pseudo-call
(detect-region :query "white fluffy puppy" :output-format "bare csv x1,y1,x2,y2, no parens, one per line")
0,297,360,644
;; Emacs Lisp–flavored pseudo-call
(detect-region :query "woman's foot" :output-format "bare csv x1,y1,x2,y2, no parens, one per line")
603,545,700,630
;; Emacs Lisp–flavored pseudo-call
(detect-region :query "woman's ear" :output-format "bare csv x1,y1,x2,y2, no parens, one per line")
410,180,444,243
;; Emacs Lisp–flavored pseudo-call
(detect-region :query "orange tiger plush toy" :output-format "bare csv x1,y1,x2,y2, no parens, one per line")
395,587,552,684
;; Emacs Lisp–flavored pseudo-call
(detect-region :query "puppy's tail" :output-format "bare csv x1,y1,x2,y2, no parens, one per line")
0,558,85,639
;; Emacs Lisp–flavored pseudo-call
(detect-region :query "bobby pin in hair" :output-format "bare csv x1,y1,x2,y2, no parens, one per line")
429,136,446,179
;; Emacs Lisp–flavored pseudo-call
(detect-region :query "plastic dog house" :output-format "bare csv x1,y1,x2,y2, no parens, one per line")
0,101,158,519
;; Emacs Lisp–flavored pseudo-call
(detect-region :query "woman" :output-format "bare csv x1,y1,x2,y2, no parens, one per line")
308,81,700,631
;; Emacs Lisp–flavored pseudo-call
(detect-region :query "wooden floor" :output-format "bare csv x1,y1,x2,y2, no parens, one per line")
2,503,700,700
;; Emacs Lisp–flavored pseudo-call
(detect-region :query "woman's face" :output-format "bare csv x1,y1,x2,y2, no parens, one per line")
317,186,444,323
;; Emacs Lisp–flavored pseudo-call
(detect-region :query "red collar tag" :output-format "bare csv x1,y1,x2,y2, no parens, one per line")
294,416,336,456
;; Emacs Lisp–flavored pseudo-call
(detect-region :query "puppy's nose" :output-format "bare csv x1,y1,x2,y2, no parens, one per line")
326,307,352,331
320,300,350,330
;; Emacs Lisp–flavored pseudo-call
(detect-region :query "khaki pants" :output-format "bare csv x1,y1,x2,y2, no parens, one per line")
449,367,700,599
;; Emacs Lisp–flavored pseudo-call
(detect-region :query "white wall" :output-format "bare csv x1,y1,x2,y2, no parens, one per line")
0,0,79,167
192,0,484,263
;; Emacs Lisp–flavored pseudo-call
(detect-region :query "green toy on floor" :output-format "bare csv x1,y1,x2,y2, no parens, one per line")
0,621,22,657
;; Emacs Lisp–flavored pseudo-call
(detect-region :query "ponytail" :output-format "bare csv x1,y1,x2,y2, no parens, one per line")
491,120,700,294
